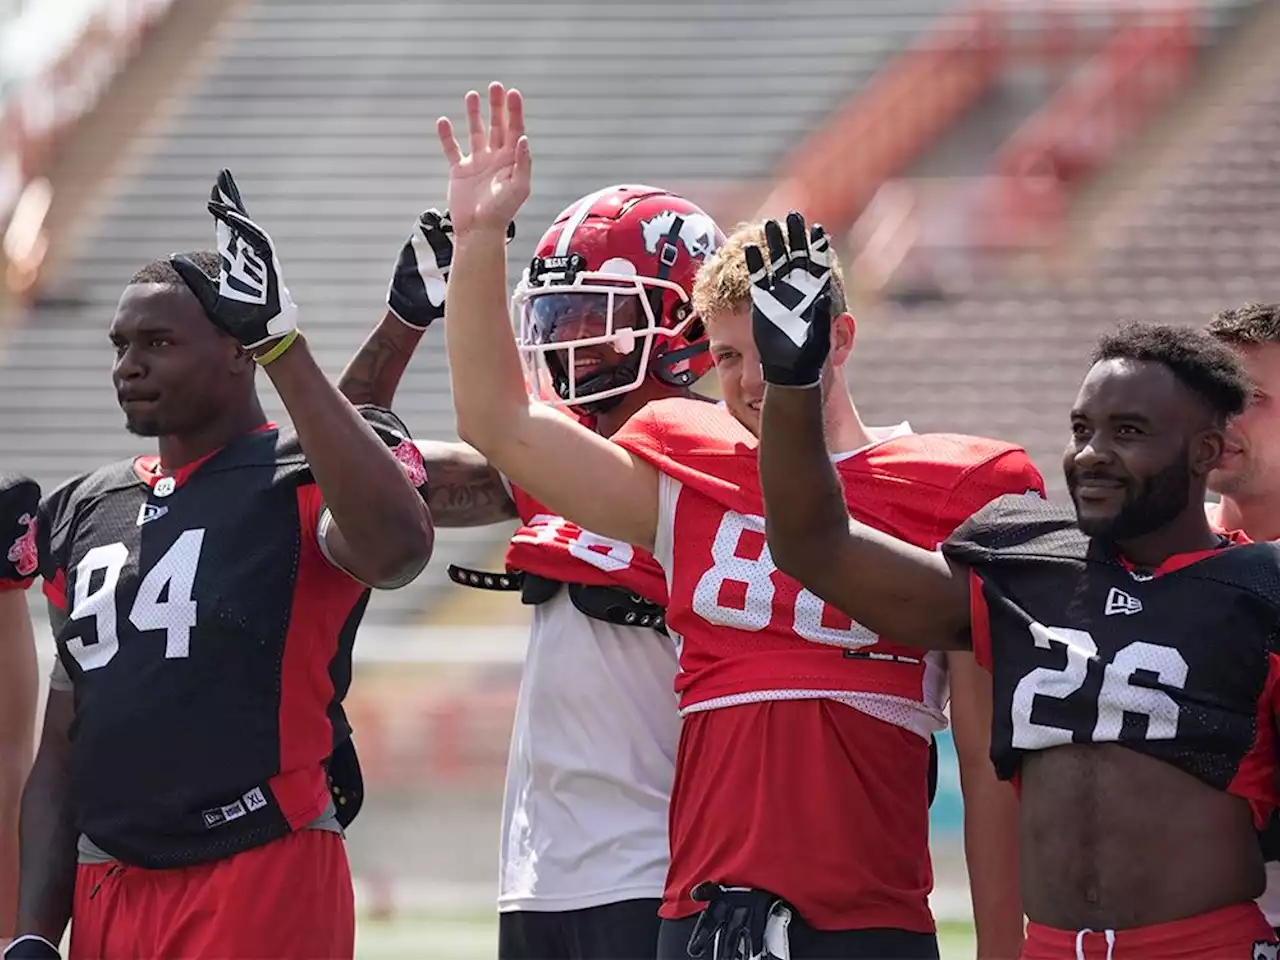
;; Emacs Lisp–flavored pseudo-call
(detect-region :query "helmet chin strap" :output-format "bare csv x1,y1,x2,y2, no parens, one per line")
548,345,644,415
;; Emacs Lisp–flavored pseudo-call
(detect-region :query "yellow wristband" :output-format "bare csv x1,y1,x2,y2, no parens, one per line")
254,328,300,366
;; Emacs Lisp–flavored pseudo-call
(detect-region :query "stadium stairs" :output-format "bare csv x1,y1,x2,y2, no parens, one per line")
0,0,966,625
840,0,1280,494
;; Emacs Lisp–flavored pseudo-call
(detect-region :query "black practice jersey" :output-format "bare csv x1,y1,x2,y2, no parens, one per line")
39,408,427,867
942,494,1280,825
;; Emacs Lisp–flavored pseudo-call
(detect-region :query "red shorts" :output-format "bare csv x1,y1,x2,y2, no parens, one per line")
662,699,935,932
1022,902,1276,959
70,829,354,960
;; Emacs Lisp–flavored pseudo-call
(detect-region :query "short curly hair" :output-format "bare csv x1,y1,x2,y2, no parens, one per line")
1091,321,1250,424
130,251,220,285
692,220,847,324
1205,302,1280,347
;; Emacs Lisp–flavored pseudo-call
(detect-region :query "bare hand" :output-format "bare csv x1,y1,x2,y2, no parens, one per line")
437,82,531,237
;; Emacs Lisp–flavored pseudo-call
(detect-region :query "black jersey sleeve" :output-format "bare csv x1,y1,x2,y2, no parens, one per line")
942,493,1081,569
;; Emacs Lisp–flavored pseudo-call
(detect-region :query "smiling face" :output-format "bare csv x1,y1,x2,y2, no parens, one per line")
1209,342,1280,502
707,304,765,435
110,283,246,437
706,304,855,437
1064,358,1221,539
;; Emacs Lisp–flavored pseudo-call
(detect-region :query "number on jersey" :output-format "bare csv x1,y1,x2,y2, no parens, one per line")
66,530,206,670
511,513,635,573
690,511,877,648
1011,622,1188,749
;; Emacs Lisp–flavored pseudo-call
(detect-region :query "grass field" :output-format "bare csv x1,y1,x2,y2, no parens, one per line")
353,914,978,958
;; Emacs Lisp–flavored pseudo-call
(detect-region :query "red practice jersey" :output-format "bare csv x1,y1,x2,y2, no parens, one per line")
505,485,667,604
612,397,1046,932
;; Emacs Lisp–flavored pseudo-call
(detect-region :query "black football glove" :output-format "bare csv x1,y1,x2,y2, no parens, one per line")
747,211,833,388
172,169,299,350
687,883,793,960
1,475,40,584
386,209,514,330
3,935,61,959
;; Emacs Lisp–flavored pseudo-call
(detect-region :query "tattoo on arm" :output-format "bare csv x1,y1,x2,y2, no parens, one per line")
420,441,518,528
337,313,423,408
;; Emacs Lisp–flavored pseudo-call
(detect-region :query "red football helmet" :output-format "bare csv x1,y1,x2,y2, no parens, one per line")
513,184,725,413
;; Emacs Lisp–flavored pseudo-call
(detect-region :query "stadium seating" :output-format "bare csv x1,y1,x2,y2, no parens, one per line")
0,0,962,622
848,22,1279,492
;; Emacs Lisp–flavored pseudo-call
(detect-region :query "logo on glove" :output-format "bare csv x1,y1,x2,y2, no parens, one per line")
6,513,36,578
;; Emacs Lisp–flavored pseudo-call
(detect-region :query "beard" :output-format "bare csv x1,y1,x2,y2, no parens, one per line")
1070,454,1193,540
123,413,163,437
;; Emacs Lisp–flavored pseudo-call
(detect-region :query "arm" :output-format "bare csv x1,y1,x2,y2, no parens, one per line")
337,311,422,408
949,651,1024,959
338,315,516,528
415,441,516,528
759,385,971,649
0,591,36,940
438,84,659,548
261,334,434,587
747,214,970,648
13,687,75,947
174,169,434,589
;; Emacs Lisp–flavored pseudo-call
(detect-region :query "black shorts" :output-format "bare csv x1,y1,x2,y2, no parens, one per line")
656,911,940,960
499,899,662,960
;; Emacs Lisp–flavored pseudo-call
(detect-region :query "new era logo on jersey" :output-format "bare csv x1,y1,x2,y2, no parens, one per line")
202,786,270,829
136,503,168,526
1105,587,1143,616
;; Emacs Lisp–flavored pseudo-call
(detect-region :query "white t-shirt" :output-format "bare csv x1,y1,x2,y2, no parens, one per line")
498,588,680,913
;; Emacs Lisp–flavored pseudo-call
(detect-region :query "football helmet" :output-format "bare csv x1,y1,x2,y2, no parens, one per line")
514,185,724,413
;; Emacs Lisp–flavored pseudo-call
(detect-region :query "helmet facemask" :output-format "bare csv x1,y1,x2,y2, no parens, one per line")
514,258,695,413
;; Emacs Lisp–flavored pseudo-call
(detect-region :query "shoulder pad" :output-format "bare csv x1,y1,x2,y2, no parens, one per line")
942,493,1080,567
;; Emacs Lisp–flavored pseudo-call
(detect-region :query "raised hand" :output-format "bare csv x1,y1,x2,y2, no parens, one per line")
746,211,834,389
436,82,531,237
172,168,299,350
386,208,515,330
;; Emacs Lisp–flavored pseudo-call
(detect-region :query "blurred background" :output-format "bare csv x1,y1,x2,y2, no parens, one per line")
2,0,1276,955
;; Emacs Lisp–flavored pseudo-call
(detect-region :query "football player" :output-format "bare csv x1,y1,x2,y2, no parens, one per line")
0,477,40,945
752,219,1280,958
5,172,433,960
1206,303,1280,935
336,191,719,959
435,83,1035,959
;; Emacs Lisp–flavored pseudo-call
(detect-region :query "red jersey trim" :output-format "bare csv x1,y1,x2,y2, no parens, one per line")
1115,531,1246,579
268,484,367,829
1228,651,1280,829
968,569,993,671
43,568,67,612
132,422,277,489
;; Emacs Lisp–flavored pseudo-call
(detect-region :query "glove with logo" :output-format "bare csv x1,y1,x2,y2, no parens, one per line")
1,475,40,587
3,935,61,959
687,882,793,960
386,209,515,330
172,169,299,350
746,211,834,389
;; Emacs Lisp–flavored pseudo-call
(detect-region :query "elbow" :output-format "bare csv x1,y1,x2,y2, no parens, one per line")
454,412,505,459
370,513,435,590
